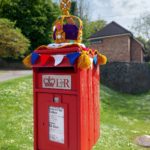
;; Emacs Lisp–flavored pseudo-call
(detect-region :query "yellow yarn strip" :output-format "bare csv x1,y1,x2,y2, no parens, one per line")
97,53,107,65
23,54,32,68
78,51,91,69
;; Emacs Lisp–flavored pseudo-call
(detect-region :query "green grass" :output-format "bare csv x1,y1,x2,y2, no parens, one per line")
0,76,150,150
0,76,33,150
94,86,150,150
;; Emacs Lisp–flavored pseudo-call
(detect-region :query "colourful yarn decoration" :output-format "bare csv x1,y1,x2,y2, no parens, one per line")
31,52,40,65
97,53,107,65
40,54,50,65
78,51,91,69
66,52,80,65
23,54,32,68
93,56,98,66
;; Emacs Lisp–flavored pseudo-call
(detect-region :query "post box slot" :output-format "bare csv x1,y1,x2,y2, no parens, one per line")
37,67,76,73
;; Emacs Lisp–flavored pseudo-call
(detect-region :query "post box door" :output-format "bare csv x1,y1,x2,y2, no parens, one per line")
37,93,78,150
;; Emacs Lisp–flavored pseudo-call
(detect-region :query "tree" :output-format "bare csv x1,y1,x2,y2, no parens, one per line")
84,20,106,38
133,13,150,40
76,0,90,20
70,1,78,15
144,39,150,56
136,36,150,53
0,0,60,50
83,19,106,44
0,0,10,9
0,18,30,58
133,13,150,61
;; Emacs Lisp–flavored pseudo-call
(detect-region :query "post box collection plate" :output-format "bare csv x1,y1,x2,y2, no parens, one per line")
49,106,64,144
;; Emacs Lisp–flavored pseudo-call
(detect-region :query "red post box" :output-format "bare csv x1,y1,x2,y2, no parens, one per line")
32,46,100,150
23,1,107,149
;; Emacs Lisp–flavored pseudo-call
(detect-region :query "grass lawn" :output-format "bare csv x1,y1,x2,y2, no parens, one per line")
0,76,150,150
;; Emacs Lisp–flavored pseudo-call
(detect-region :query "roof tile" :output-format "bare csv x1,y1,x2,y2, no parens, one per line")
89,21,132,39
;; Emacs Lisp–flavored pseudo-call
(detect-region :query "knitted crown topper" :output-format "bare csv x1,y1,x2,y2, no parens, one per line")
53,0,83,44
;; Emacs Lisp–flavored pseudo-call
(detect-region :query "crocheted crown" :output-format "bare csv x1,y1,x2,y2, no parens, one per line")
53,0,83,44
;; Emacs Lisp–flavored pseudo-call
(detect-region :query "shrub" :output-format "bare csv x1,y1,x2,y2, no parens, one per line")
0,18,30,59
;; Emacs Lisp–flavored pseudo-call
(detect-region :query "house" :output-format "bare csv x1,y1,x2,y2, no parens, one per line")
88,21,144,63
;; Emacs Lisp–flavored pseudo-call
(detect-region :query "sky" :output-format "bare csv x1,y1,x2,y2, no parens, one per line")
89,0,150,31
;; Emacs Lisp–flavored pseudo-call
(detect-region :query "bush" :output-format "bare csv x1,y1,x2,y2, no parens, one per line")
0,18,30,59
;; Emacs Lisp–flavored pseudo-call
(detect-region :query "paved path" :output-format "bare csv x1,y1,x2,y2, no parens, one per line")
0,70,32,82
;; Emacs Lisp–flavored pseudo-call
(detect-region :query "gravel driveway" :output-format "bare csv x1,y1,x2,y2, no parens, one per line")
0,70,32,82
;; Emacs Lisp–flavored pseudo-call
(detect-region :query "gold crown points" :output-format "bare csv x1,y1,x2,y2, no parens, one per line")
60,0,71,15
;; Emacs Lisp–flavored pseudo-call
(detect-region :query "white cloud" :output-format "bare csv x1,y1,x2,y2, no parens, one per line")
90,0,150,30
111,0,150,15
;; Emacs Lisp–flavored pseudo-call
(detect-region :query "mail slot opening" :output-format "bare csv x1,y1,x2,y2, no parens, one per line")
37,66,76,73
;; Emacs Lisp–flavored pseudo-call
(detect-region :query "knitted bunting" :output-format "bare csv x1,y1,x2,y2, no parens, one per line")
40,54,50,65
66,52,80,65
31,52,40,65
23,54,32,68
93,55,98,66
52,55,65,66
23,49,107,68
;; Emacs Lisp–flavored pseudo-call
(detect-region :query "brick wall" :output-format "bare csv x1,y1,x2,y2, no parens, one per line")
89,35,131,62
131,39,144,63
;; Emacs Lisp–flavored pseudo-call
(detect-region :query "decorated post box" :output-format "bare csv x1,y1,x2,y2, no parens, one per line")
23,0,107,150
